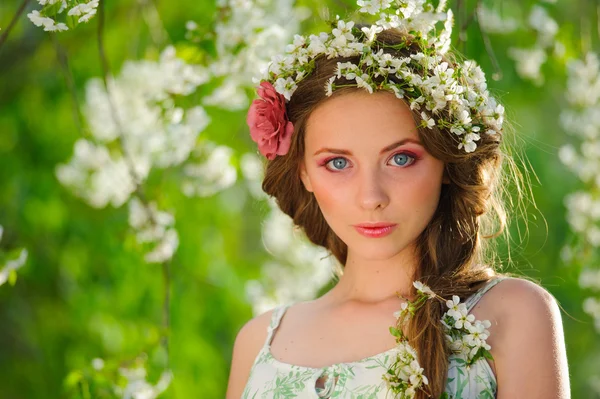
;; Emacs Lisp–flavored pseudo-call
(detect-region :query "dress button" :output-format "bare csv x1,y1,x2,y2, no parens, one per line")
315,366,340,398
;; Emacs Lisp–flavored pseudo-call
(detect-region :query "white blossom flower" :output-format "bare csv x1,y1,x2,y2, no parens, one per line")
252,0,504,156
385,84,405,99
324,76,336,97
508,47,547,85
56,139,138,208
355,73,374,93
46,21,68,32
0,244,28,287
361,25,384,44
27,10,69,32
128,197,179,263
181,143,237,198
115,366,172,399
528,5,558,47
580,269,600,291
27,10,51,27
205,0,308,110
441,294,493,364
393,302,410,320
274,77,297,101
477,4,518,34
307,33,329,56
91,358,105,371
332,19,355,42
357,0,393,15
421,112,436,129
413,281,436,298
285,34,306,54
78,9,97,23
247,202,335,315
57,46,212,209
383,339,429,396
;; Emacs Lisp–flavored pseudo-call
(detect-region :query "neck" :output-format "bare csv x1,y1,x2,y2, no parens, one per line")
326,245,418,305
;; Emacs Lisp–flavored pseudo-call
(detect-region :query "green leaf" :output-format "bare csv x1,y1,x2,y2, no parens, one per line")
63,370,83,388
41,2,64,17
8,269,17,286
198,38,218,60
389,326,400,337
483,349,494,360
66,14,78,30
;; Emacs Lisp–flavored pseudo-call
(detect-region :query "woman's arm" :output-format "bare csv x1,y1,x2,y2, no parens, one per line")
225,309,273,399
491,278,570,398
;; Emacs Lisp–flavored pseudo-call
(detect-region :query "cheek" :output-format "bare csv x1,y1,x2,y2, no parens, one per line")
400,167,444,218
310,179,353,228
312,182,343,213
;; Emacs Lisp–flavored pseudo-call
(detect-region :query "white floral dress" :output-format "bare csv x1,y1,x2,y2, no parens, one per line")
242,277,510,399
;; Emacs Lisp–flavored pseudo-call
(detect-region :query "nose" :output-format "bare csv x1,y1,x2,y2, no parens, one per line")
356,168,390,211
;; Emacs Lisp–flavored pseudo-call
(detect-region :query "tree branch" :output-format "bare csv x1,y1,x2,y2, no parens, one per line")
475,3,502,80
51,33,86,138
97,0,172,367
0,0,31,52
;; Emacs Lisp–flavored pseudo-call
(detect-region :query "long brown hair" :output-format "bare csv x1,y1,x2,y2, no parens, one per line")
261,27,527,398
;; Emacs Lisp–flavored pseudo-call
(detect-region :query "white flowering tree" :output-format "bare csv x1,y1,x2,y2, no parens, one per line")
0,0,598,397
559,52,600,394
2,0,320,397
0,226,28,287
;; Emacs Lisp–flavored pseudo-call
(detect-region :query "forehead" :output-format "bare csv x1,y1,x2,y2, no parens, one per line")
304,90,419,148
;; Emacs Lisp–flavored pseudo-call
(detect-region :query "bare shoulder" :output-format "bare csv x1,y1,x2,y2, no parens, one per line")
472,276,563,349
472,277,570,398
474,277,557,318
225,308,275,399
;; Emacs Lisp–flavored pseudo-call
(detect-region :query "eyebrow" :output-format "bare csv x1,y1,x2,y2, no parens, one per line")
313,138,422,156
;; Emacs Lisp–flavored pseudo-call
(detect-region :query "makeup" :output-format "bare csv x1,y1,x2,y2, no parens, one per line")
353,223,397,238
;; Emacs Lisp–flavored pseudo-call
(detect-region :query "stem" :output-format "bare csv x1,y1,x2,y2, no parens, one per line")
141,0,170,47
97,0,145,192
162,259,171,360
459,0,480,33
581,0,590,54
0,0,31,51
475,3,502,81
51,33,86,138
97,0,171,367
597,3,600,50
456,0,465,53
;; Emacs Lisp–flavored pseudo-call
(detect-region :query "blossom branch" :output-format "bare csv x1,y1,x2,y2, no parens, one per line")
0,0,31,51
139,0,170,47
97,0,172,366
475,2,502,80
51,34,86,138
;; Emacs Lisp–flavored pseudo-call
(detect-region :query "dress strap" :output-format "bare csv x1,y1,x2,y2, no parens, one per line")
464,276,511,312
265,303,293,347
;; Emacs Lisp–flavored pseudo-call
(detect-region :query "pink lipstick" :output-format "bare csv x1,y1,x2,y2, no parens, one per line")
353,222,397,238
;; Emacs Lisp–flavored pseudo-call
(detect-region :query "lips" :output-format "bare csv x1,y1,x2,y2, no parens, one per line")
354,222,396,228
353,223,397,238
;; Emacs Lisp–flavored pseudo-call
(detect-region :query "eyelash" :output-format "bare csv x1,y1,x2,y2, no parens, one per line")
320,151,421,172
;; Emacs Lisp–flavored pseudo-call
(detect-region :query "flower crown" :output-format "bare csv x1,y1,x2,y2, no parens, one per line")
246,0,505,160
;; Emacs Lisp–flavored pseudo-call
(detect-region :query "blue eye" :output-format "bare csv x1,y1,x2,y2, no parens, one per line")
323,152,417,172
327,157,348,170
391,153,415,167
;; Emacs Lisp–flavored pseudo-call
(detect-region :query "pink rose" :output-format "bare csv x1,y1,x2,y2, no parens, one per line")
246,81,294,160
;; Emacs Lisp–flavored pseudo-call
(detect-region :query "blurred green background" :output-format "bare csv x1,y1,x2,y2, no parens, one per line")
1,0,599,398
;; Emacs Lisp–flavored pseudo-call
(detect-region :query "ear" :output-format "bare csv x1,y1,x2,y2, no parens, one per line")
299,159,314,193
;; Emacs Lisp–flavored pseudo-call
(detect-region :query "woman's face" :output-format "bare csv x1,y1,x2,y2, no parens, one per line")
299,90,448,261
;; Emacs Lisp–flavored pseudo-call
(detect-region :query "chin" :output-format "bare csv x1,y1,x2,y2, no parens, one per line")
350,240,408,260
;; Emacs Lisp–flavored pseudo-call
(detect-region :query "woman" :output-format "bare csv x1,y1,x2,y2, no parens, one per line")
227,1,570,398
